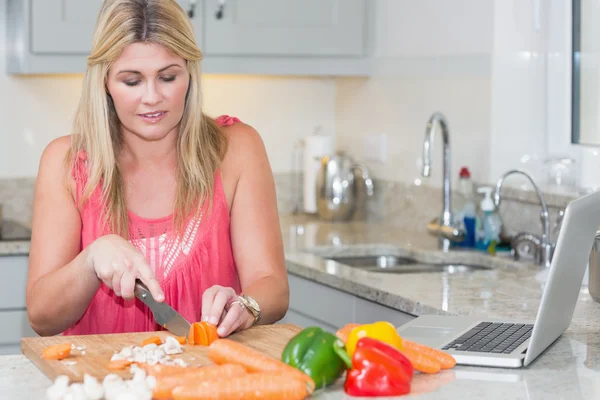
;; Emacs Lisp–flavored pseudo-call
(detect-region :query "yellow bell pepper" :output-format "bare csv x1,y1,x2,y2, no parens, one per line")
345,321,403,357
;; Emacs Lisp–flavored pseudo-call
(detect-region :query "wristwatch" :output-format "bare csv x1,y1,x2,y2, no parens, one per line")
238,294,261,326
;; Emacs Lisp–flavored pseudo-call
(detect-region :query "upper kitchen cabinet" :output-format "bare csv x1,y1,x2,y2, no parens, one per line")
6,0,372,76
6,0,201,74
199,0,371,75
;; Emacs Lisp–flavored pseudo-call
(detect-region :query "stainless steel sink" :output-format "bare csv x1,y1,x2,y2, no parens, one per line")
325,254,490,274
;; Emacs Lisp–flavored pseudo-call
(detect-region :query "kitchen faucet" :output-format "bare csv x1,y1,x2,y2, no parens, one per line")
493,169,553,268
422,112,455,251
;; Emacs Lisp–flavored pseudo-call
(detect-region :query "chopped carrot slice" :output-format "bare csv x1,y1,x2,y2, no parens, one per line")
42,343,72,360
194,323,208,346
188,322,209,346
175,336,187,345
106,359,133,370
142,336,163,347
200,322,218,345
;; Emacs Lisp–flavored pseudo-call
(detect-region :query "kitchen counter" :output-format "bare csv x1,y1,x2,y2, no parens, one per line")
2,214,600,398
277,213,600,399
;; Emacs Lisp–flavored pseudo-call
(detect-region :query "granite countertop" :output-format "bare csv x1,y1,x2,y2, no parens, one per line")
3,213,600,399
278,213,600,399
0,219,31,256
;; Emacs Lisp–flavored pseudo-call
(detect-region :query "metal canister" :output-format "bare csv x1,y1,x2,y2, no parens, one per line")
589,231,600,302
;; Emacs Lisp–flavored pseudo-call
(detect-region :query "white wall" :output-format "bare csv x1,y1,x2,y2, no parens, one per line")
0,0,336,178
335,0,571,192
335,0,494,187
0,0,583,193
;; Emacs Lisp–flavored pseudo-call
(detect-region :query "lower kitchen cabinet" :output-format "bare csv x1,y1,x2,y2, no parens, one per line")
280,273,416,331
0,310,38,355
0,255,37,355
278,309,338,333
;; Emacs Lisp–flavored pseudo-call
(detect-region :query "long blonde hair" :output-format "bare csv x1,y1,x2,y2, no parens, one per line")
68,0,226,237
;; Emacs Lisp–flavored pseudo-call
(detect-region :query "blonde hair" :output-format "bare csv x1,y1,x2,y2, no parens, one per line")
67,0,226,237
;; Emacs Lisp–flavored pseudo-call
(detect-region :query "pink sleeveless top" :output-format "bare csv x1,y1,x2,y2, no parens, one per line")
63,115,242,335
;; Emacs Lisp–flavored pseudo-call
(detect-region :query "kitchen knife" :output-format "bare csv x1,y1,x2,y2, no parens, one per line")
134,280,191,337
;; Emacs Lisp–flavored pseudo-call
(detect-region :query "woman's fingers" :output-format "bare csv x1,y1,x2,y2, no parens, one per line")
120,259,138,300
110,262,124,297
132,253,164,301
217,301,244,337
203,288,233,326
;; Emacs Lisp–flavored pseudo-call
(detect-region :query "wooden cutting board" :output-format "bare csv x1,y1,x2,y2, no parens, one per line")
21,324,302,383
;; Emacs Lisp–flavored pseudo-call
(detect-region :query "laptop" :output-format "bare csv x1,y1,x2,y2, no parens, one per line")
396,188,600,368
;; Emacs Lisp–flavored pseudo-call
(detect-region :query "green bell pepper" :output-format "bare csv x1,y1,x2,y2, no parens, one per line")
282,326,348,389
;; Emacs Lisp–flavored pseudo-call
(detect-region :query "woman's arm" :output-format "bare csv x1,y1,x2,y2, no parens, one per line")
26,136,101,336
27,137,165,336
203,123,289,335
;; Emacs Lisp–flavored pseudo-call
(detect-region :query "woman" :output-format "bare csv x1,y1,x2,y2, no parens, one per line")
25,0,289,338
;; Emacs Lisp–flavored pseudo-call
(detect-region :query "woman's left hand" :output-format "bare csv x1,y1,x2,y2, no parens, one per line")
201,285,254,337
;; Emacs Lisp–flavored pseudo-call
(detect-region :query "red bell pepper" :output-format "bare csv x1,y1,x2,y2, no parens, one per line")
344,337,414,397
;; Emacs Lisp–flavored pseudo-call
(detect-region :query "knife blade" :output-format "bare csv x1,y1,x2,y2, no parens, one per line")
134,280,191,337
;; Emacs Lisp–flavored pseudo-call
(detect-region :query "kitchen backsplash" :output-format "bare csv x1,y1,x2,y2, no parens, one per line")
279,173,573,244
0,178,35,229
0,173,574,247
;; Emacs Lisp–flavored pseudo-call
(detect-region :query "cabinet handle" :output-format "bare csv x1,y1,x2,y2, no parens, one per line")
187,0,197,18
215,0,227,20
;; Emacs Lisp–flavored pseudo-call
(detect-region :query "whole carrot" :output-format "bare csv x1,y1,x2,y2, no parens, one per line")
403,340,456,369
335,323,360,343
140,363,190,377
171,372,310,400
400,345,441,374
208,339,315,391
153,364,247,400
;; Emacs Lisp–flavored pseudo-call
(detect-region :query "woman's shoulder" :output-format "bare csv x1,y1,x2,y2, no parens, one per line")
39,135,74,169
216,115,266,160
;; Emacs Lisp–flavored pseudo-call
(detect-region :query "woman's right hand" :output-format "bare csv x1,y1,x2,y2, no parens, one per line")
86,234,164,302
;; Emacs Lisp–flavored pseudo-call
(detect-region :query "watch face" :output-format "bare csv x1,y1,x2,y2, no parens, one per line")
244,295,260,310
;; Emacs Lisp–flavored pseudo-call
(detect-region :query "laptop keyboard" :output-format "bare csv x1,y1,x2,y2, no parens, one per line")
441,322,534,354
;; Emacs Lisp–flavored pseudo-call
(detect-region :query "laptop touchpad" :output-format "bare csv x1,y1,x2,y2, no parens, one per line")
400,326,456,339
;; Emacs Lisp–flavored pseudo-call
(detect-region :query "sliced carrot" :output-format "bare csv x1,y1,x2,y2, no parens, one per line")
171,372,310,400
175,336,187,345
208,338,315,391
106,359,133,370
403,340,456,369
195,323,208,345
335,323,361,343
153,364,246,399
142,336,163,347
188,322,209,346
400,345,441,374
188,324,196,345
200,322,219,345
42,343,72,360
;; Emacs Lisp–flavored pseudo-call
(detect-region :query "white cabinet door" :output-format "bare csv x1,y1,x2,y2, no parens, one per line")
287,273,416,332
0,256,29,310
203,0,367,57
0,311,38,348
30,0,103,54
278,309,337,332
28,0,202,54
